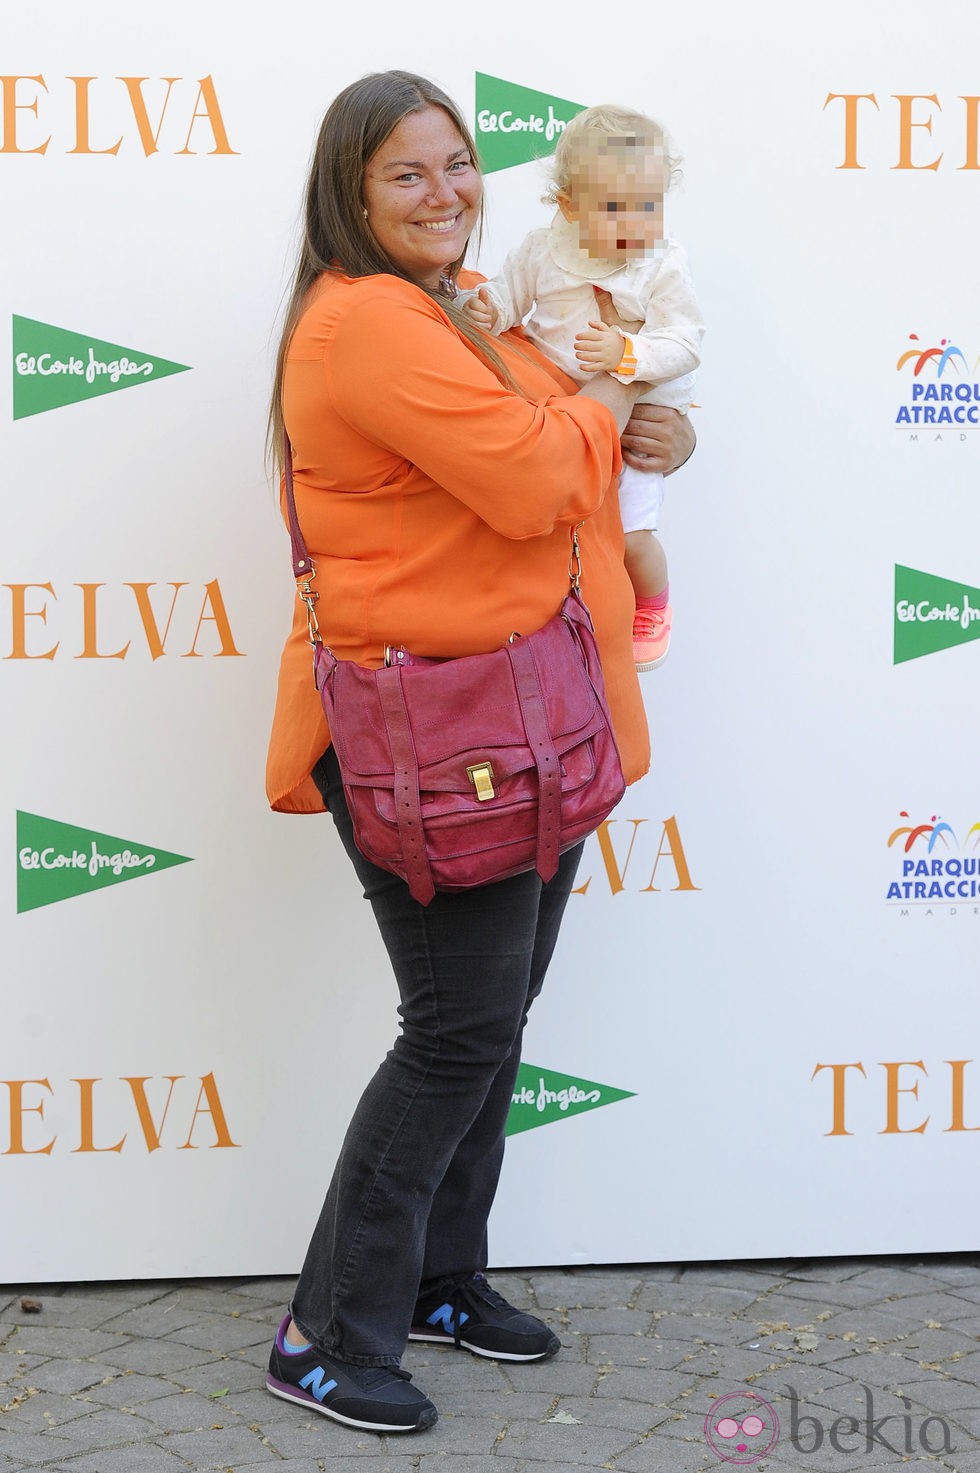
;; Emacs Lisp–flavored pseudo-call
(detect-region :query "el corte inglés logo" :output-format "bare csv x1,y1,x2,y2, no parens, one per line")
506,1063,634,1136
12,316,191,419
475,73,584,174
894,566,980,664
16,812,192,913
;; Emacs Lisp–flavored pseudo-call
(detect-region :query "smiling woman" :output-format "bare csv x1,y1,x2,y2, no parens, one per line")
261,68,690,1444
362,109,482,289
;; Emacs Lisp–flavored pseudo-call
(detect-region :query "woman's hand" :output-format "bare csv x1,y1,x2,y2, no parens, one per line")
621,404,696,475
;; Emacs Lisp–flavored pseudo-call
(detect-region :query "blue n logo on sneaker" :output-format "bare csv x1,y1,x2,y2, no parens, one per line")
299,1366,338,1402
427,1302,469,1334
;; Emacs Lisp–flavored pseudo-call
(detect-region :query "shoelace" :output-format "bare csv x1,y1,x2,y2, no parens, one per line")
421,1272,511,1349
633,606,665,639
352,1363,414,1388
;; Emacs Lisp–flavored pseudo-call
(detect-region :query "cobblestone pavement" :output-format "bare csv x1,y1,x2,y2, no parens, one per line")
2,1257,980,1472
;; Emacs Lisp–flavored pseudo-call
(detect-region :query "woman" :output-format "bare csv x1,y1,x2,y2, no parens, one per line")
265,71,695,1435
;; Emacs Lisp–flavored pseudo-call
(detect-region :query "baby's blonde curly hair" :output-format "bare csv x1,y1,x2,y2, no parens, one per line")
544,103,681,204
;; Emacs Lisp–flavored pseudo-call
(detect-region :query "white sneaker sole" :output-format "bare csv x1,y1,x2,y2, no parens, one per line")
266,1375,436,1432
406,1329,559,1361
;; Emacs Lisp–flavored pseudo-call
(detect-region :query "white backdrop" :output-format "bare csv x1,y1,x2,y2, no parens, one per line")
3,0,979,1280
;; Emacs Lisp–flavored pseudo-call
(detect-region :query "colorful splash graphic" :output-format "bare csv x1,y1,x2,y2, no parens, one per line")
886,812,980,904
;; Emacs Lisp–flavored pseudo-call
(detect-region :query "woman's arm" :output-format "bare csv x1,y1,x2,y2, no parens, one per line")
621,404,696,474
576,373,650,433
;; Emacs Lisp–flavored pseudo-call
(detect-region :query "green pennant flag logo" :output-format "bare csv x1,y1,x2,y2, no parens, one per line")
894,565,980,664
12,316,191,419
506,1063,634,1136
16,812,192,913
475,73,585,175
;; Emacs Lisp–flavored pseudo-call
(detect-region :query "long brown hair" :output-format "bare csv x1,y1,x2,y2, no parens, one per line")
268,70,511,471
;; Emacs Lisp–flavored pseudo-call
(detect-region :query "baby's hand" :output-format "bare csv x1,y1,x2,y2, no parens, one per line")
462,287,497,332
574,320,628,373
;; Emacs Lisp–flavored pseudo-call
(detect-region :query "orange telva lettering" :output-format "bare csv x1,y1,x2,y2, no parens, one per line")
2,1079,55,1155
179,1073,241,1149
4,583,58,660
72,1078,126,1153
641,816,701,892
823,92,879,169
183,579,244,657
893,94,942,171
879,1060,929,1134
76,583,130,659
573,818,647,896
945,1059,980,1132
127,582,188,659
123,1076,184,1151
67,77,122,155
117,77,180,157
0,75,50,154
960,97,980,170
175,75,239,156
811,1062,866,1136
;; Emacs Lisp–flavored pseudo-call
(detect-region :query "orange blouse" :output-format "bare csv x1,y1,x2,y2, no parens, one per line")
266,268,650,813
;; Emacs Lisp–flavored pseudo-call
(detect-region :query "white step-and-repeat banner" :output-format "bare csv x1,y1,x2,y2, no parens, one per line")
3,1,979,1279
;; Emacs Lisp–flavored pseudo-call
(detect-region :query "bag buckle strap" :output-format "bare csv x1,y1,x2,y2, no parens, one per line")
376,667,436,905
506,638,561,884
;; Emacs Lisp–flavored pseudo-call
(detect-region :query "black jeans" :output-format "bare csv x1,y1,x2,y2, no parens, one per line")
289,744,584,1366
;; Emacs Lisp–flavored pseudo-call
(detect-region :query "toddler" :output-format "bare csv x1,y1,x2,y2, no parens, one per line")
464,104,704,670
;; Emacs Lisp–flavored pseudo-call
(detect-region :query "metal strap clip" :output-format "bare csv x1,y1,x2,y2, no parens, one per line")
466,761,496,801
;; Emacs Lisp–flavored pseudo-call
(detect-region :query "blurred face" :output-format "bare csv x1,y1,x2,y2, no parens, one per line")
558,141,666,263
362,107,482,288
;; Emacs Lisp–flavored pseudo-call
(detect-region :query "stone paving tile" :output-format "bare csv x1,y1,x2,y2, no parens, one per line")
97,1301,206,1338
382,1412,505,1456
256,1413,386,1458
677,1265,789,1292
132,1388,236,1432
224,1277,296,1302
552,1394,677,1432
0,1295,134,1332
591,1366,697,1404
900,1374,980,1411
530,1273,644,1310
907,1259,980,1285
416,1388,554,1421
606,1430,715,1473
94,1338,219,1375
0,1388,96,1430
814,1304,940,1338
162,1312,274,1353
45,1451,192,1473
651,1311,750,1346
165,1355,271,1397
163,1423,284,1466
585,1333,669,1367
563,1307,653,1334
495,1415,637,1464
0,1326,130,1360
499,1358,601,1396
8,1358,123,1395
75,1371,183,1407
0,1428,97,1465
635,1281,759,1314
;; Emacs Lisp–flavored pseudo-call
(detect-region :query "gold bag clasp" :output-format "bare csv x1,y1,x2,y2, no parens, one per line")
466,762,496,801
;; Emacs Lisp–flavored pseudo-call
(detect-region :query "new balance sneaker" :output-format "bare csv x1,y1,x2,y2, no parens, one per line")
266,1316,437,1432
408,1273,560,1362
632,601,672,671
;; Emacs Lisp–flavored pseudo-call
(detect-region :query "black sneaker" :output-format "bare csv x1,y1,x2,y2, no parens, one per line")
266,1316,437,1432
408,1272,560,1361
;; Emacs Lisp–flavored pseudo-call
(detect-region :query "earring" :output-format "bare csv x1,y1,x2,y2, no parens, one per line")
362,207,368,220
